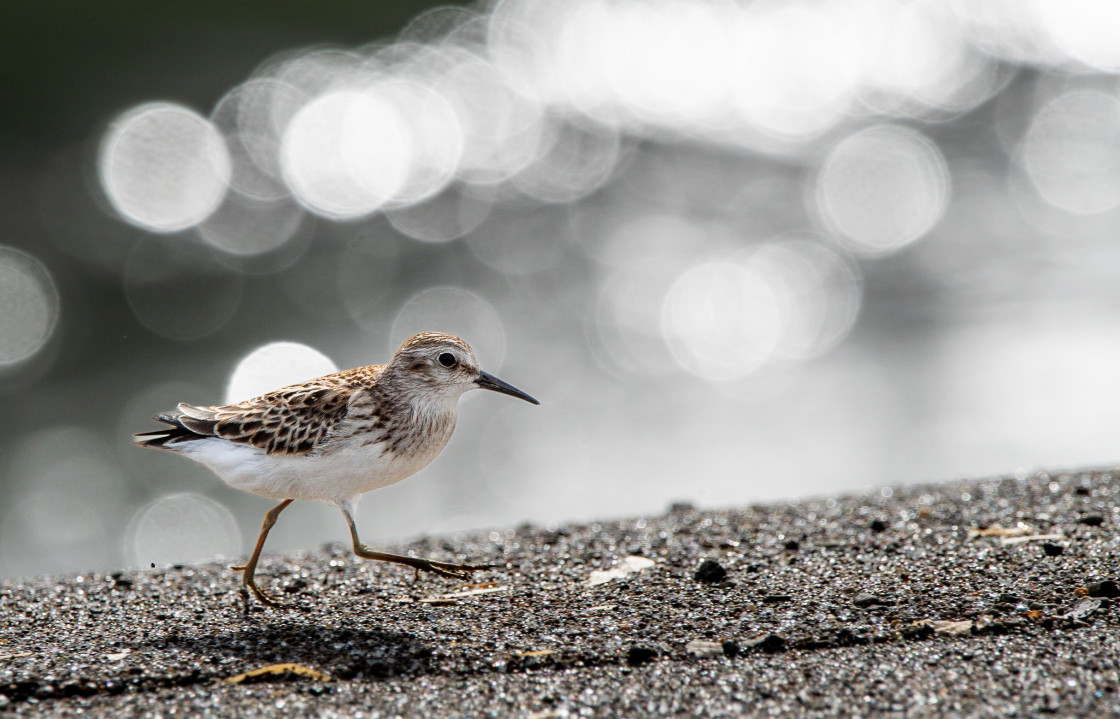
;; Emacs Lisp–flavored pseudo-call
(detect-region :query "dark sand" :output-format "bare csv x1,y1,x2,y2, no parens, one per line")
3,469,1120,717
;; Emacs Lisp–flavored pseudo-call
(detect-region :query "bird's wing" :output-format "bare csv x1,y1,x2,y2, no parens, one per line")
170,385,355,455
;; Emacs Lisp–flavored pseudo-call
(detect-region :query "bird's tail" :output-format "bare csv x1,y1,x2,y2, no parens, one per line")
132,412,199,449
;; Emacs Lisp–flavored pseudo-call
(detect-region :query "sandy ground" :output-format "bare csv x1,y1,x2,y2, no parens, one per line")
2,468,1120,717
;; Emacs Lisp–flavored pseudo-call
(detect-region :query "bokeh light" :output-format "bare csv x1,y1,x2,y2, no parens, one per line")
661,260,783,382
438,53,547,185
1032,0,1120,72
511,119,623,203
98,102,231,232
858,0,999,116
385,184,495,243
378,80,464,206
280,89,413,219
1021,91,1120,215
225,341,338,403
591,257,690,378
399,5,480,45
0,247,60,368
125,492,241,568
748,239,863,360
209,78,301,202
732,0,859,139
197,190,307,259
816,124,950,256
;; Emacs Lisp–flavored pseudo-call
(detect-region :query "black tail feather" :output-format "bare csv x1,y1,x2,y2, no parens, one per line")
132,412,204,449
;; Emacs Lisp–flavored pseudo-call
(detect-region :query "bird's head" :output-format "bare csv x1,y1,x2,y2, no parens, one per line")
388,332,540,406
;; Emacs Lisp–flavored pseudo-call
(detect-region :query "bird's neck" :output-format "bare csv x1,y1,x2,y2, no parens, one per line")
377,363,461,415
368,378,458,455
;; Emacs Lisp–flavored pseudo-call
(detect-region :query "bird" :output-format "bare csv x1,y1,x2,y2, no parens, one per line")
133,331,539,610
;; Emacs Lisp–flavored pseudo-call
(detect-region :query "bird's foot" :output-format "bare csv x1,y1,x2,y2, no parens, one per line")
231,565,292,611
352,545,495,581
413,558,494,581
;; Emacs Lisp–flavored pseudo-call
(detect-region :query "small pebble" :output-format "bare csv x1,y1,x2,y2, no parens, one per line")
627,646,657,666
743,633,786,653
1087,580,1120,598
853,593,889,608
1064,598,1102,621
1042,543,1064,557
694,559,727,584
1080,515,1105,527
870,519,889,533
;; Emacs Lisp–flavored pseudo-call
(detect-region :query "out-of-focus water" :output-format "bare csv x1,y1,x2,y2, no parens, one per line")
5,0,1120,578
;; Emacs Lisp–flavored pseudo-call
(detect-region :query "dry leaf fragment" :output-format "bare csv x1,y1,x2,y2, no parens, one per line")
1000,533,1064,545
586,556,656,586
968,524,1032,539
686,640,725,658
420,585,509,603
223,663,330,685
516,650,556,658
0,651,32,661
920,619,973,636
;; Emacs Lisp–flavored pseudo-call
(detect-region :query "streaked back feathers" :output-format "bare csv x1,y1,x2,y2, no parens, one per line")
132,332,480,458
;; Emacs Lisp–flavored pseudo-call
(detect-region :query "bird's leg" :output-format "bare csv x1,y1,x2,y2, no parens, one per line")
339,504,492,581
231,499,294,612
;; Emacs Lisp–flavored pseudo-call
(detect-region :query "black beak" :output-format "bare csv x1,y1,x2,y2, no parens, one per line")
475,371,540,405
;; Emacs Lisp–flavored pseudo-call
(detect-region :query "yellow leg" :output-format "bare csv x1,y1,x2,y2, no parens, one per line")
340,504,491,581
231,499,293,612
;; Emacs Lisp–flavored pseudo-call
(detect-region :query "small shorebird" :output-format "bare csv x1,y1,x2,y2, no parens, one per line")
134,332,539,610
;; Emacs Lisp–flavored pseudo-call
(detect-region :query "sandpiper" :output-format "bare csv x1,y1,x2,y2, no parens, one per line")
134,331,539,610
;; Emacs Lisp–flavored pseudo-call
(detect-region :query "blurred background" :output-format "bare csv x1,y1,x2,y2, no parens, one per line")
4,0,1120,578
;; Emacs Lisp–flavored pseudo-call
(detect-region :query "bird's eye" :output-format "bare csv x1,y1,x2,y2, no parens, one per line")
438,352,457,368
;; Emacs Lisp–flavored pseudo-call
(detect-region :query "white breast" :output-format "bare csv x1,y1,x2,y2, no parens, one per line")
170,434,421,501
170,406,457,504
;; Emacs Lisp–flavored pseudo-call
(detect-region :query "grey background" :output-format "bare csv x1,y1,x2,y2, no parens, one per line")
3,1,1120,578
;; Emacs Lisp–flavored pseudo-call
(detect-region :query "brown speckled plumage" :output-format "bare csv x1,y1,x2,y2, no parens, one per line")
132,331,539,610
136,334,477,458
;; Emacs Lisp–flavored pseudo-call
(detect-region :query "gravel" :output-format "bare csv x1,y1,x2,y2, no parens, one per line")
693,559,728,584
3,468,1120,717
